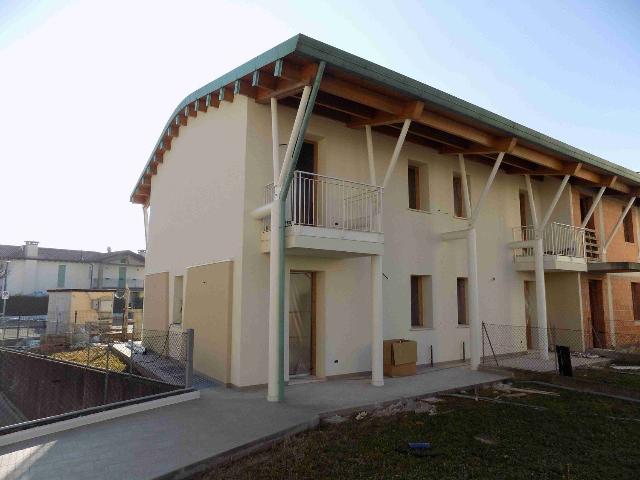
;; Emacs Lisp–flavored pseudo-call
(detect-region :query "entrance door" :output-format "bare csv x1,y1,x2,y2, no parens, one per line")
524,281,537,349
588,279,606,348
294,142,316,225
289,272,315,376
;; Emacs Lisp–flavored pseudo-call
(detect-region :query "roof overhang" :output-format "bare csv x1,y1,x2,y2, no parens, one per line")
130,34,640,204
587,262,640,274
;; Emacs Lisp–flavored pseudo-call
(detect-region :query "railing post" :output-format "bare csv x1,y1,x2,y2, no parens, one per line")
185,328,194,388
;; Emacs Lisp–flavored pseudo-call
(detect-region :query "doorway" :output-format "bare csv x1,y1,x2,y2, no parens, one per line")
524,281,537,349
289,271,315,376
293,142,317,226
588,279,606,348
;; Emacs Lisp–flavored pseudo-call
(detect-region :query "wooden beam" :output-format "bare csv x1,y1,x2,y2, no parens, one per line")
531,162,582,176
187,103,197,117
233,79,256,98
440,137,517,155
349,101,424,128
597,175,618,188
196,98,207,113
320,75,404,115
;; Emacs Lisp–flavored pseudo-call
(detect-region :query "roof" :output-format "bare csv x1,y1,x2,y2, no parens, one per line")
0,245,145,264
131,34,640,203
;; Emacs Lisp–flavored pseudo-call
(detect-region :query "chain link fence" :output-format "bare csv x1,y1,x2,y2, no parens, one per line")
0,323,194,433
481,322,640,373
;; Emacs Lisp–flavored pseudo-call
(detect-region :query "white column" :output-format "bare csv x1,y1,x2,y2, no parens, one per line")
267,192,282,402
142,205,149,250
467,228,481,369
271,98,280,180
371,254,384,386
534,236,550,359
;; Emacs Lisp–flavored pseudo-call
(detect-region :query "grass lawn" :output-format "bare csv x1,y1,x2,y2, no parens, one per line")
574,364,640,393
49,347,127,372
199,384,640,480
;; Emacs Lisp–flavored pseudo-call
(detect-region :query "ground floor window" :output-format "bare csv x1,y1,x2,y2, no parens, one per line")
632,282,640,321
457,277,468,325
172,275,184,324
410,275,433,328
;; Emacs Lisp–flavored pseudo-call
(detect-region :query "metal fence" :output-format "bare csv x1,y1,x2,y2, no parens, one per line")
512,222,591,258
0,326,194,432
481,322,640,373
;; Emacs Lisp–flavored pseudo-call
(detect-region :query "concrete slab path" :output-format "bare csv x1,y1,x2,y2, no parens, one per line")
0,366,507,480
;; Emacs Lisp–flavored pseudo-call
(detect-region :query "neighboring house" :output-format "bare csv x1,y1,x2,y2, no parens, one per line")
131,34,640,396
0,241,146,296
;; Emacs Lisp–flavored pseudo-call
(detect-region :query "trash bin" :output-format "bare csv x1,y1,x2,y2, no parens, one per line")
556,345,573,377
383,339,417,377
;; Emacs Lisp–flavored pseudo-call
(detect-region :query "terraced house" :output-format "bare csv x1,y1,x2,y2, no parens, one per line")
132,35,640,400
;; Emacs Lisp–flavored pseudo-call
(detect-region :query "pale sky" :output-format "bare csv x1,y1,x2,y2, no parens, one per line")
1,0,638,252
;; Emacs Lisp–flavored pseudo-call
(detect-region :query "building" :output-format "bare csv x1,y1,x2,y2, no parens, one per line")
0,241,146,296
131,34,640,398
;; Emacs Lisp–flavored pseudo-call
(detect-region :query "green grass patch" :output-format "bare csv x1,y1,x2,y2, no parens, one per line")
573,365,640,393
199,384,640,480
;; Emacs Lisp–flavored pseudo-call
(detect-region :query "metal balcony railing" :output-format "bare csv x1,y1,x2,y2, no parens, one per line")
264,171,383,234
512,222,598,260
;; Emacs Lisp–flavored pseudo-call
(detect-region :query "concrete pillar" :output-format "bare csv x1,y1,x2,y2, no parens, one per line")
267,194,282,402
534,236,550,359
371,255,384,386
467,228,481,369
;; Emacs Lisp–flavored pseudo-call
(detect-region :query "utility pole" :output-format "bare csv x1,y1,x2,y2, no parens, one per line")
121,283,130,339
1,261,9,318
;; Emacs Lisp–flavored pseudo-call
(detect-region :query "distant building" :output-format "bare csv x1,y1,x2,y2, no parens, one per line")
0,241,145,296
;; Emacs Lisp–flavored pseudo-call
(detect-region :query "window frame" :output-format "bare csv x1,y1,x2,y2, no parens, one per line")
632,282,640,322
57,264,66,288
452,173,470,219
623,206,635,243
408,165,421,210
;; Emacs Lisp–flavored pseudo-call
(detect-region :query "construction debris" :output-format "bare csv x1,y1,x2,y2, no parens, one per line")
474,433,497,445
493,383,560,396
322,415,347,425
355,411,368,421
611,365,640,371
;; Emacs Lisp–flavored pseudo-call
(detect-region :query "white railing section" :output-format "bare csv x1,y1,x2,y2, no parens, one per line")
264,171,383,234
512,222,599,260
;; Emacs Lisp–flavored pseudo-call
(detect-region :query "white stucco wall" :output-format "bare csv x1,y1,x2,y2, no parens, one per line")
144,93,575,387
144,96,248,373
4,260,93,295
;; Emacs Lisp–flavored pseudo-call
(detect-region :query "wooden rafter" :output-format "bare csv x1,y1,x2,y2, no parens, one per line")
440,137,517,155
348,101,424,128
255,63,319,104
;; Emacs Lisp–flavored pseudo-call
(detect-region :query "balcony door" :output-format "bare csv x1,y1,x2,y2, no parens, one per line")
294,142,316,226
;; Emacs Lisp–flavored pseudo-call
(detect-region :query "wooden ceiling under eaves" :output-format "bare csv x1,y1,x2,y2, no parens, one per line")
131,52,637,204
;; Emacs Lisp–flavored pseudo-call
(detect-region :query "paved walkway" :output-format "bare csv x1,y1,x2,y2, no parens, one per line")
0,366,507,480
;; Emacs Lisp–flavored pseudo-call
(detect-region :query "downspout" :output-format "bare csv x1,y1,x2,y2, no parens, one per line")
276,61,326,401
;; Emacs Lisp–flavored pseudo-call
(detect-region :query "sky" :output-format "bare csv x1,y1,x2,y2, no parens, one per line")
1,0,638,252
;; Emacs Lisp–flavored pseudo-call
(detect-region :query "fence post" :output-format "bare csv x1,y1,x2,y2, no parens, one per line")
482,322,485,363
129,334,134,375
104,343,111,405
185,328,194,388
16,317,20,341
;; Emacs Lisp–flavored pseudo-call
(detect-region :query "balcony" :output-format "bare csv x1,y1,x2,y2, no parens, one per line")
510,222,599,272
261,171,384,258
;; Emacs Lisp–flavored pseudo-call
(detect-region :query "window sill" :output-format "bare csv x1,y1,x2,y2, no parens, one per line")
410,326,434,331
457,324,470,328
453,215,470,221
407,208,431,215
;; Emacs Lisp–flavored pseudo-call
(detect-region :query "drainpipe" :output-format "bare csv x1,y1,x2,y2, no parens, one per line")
269,62,326,402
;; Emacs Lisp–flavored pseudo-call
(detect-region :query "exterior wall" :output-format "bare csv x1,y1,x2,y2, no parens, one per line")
5,260,92,295
600,197,639,263
142,272,169,330
99,264,145,289
143,94,602,387
235,100,551,386
182,261,233,384
143,96,248,368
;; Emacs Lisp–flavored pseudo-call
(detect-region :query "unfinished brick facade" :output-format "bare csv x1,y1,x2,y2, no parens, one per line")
570,188,640,346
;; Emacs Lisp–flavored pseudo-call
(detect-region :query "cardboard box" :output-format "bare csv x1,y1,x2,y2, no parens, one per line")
383,339,417,377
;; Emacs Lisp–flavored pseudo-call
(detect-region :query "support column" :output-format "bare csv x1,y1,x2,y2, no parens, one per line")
142,205,149,250
371,255,384,386
467,228,481,369
534,236,550,359
267,193,282,402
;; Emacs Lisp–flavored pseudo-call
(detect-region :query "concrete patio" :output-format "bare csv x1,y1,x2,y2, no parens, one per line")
0,365,507,480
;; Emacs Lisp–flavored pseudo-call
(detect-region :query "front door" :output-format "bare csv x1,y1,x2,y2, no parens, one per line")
588,279,606,348
289,271,315,376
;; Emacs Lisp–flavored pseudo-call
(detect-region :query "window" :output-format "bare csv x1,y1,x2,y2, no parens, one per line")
623,206,634,243
407,163,430,211
57,265,66,288
457,277,468,325
118,266,127,289
408,166,420,210
410,275,433,328
453,174,470,218
172,275,184,324
632,283,640,321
